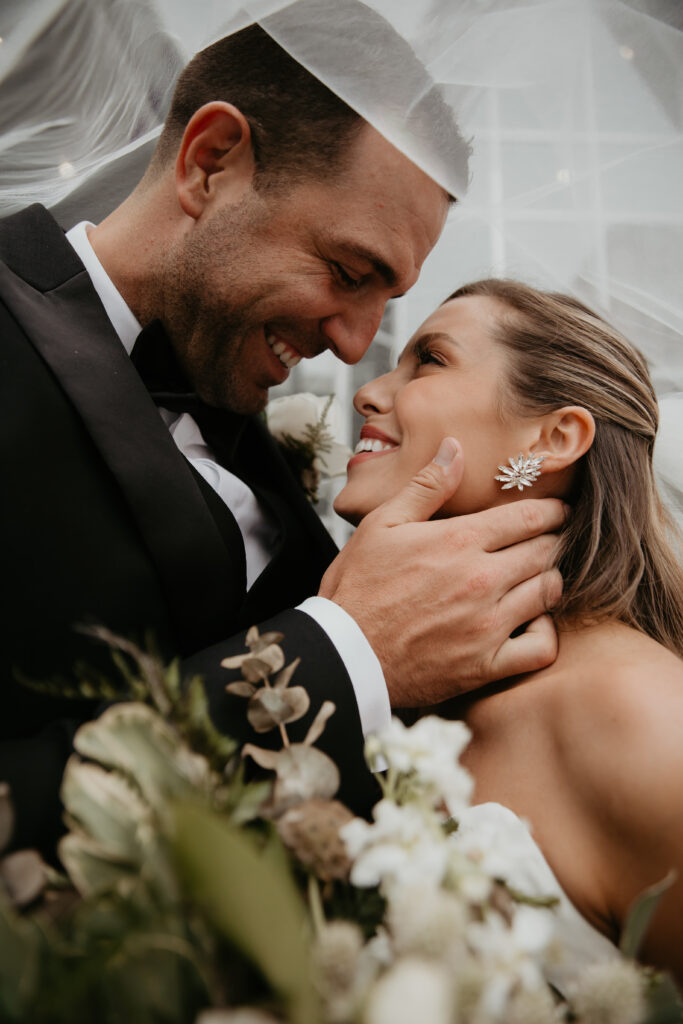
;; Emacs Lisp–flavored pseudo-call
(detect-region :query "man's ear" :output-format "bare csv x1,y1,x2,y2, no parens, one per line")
530,406,596,472
175,101,256,220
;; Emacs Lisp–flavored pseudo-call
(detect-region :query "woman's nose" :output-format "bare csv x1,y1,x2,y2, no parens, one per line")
354,371,396,416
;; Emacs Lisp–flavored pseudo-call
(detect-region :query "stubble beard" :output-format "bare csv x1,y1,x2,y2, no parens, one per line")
162,207,267,415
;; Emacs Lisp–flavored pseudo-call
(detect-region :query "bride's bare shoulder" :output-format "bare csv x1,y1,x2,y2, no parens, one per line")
550,622,683,975
549,621,683,757
553,620,682,710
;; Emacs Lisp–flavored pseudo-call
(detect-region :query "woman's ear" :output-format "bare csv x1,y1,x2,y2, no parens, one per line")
175,101,256,220
531,406,595,472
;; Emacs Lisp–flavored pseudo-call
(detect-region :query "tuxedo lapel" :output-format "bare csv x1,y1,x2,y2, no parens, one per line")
232,417,339,626
0,207,247,654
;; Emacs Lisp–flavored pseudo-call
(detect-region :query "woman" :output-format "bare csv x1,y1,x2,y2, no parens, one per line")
334,279,683,984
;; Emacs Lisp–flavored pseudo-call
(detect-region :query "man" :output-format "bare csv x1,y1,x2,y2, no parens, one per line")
0,25,563,854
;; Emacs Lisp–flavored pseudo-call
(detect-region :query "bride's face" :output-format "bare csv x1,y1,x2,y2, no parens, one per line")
334,295,539,524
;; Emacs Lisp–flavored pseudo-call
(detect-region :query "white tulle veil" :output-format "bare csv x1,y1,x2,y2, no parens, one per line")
1,0,681,527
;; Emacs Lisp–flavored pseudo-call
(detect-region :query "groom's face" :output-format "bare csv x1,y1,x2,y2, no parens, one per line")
163,126,449,413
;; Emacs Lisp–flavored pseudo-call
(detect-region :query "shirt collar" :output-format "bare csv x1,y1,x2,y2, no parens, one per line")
65,221,141,355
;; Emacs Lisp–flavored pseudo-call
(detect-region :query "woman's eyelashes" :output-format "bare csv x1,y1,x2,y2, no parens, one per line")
413,338,446,367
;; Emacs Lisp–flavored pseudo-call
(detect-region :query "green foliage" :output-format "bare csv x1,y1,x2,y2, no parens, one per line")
172,803,318,1024
643,970,683,1024
620,871,677,960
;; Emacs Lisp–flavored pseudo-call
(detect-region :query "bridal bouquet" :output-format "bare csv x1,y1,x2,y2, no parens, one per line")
0,630,679,1024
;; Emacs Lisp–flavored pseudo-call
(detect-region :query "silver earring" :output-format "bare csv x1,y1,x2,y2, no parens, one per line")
494,452,545,491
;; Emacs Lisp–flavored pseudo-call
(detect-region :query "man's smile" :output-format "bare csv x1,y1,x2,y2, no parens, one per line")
266,329,302,369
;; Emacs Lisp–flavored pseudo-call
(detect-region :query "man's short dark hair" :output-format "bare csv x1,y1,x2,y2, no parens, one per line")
150,24,363,186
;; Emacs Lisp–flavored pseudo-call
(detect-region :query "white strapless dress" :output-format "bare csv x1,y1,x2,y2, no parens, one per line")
454,802,620,994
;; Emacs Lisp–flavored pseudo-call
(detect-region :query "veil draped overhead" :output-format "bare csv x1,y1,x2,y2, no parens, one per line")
1,0,681,522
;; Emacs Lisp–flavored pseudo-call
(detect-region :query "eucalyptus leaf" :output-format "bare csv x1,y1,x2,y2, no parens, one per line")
172,803,317,1024
245,625,261,648
247,630,284,653
247,688,292,732
273,658,301,691
0,850,47,908
620,870,677,959
242,745,280,772
253,645,286,674
247,688,311,733
226,681,257,698
221,653,250,670
270,746,340,815
278,687,310,724
303,700,336,747
241,656,280,683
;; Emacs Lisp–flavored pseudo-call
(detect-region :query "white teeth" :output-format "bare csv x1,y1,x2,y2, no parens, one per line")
354,438,396,455
266,332,301,370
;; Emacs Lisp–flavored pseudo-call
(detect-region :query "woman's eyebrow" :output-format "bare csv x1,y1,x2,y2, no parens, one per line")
414,331,459,349
398,331,460,359
395,331,461,368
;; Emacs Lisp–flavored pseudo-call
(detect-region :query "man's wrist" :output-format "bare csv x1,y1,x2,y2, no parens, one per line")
296,596,391,736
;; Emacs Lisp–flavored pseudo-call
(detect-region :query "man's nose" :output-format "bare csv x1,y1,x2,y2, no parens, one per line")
319,296,387,365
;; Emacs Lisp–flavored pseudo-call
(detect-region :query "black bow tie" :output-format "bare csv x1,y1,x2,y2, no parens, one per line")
130,318,199,412
130,318,246,465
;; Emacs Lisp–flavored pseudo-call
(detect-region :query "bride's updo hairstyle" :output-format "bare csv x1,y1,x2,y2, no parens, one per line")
450,279,683,657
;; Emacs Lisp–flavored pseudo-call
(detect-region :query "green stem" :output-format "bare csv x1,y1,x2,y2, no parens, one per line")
307,874,326,936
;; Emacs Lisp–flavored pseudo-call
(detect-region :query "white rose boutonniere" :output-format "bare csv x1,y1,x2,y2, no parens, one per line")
266,393,351,502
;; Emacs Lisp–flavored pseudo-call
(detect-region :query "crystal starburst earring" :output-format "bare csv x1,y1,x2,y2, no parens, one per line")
494,452,546,491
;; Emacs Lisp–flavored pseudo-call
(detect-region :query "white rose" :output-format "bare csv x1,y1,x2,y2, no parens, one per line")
266,393,351,477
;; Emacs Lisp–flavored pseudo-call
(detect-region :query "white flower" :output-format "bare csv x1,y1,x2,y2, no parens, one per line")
313,920,365,995
466,907,553,1019
507,986,563,1024
386,882,467,962
569,959,646,1024
370,716,474,816
363,958,455,1024
444,845,493,904
448,807,537,889
313,920,372,1023
342,800,449,890
266,393,351,476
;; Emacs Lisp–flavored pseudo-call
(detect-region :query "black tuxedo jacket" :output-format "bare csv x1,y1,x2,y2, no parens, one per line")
0,205,378,853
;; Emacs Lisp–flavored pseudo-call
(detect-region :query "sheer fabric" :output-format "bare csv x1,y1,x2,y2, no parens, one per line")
1,0,681,522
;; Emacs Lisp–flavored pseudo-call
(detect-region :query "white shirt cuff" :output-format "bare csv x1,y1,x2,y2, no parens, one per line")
296,596,391,738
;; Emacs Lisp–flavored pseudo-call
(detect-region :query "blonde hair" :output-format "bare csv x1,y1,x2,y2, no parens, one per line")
449,279,683,657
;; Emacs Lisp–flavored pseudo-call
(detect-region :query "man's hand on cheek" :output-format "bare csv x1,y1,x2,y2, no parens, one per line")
318,437,565,707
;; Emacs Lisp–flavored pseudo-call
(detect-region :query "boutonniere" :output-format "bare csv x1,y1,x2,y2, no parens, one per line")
266,393,352,502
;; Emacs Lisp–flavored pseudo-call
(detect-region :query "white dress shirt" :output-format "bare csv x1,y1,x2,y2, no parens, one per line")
65,222,390,736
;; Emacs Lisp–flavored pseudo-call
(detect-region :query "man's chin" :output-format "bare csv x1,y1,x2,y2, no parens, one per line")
195,378,269,417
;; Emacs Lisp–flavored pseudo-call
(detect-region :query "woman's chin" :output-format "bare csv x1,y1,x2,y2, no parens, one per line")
333,489,366,527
